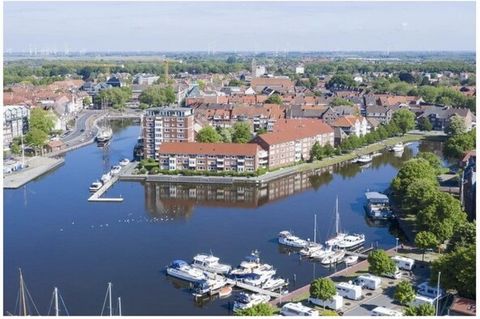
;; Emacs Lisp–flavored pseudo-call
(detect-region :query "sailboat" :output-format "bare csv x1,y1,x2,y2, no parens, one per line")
14,268,40,316
96,113,113,144
325,197,365,250
325,197,347,248
47,286,70,316
101,282,123,316
300,214,325,257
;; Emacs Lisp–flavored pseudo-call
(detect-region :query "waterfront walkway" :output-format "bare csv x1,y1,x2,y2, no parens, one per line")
3,156,65,189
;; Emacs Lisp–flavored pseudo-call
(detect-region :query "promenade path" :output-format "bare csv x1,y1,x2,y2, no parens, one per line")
4,156,64,189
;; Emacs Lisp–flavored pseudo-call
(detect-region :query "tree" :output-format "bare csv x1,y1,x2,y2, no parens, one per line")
398,71,416,83
416,152,443,175
195,126,222,143
309,278,337,303
310,141,323,161
139,86,175,106
417,117,433,131
256,128,267,135
402,178,439,215
265,94,282,105
197,80,206,91
217,127,233,143
404,303,435,316
327,73,356,88
323,143,335,157
307,76,319,90
391,158,437,196
368,249,397,276
235,303,275,316
228,79,244,87
29,108,55,134
330,97,354,106
82,96,92,107
448,221,476,252
444,129,475,159
232,122,252,143
391,109,416,135
97,87,132,109
25,127,49,153
321,310,338,316
394,280,416,305
415,231,439,261
430,244,475,299
445,115,466,136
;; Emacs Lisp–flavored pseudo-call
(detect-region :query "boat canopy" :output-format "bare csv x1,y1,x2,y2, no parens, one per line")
365,192,389,204
171,260,188,267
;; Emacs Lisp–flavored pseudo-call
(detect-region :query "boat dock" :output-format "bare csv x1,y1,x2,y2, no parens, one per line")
88,163,135,202
225,279,282,298
342,245,375,259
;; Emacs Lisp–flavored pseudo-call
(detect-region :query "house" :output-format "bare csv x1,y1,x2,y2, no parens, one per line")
417,106,475,131
134,73,160,85
252,119,334,169
448,297,476,316
106,76,124,88
3,105,30,149
250,77,295,94
365,105,394,124
460,150,476,221
331,115,368,138
46,140,66,153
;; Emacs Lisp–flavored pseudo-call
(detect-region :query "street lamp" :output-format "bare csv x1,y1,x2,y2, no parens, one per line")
395,237,399,253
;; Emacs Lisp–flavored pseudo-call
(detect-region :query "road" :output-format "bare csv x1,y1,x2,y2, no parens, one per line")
61,110,104,144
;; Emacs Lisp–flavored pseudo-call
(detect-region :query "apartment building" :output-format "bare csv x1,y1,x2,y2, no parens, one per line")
3,105,30,149
158,142,260,172
252,119,334,169
142,107,194,160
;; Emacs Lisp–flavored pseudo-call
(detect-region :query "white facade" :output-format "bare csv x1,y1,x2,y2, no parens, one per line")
255,66,266,78
3,105,30,148
295,66,305,74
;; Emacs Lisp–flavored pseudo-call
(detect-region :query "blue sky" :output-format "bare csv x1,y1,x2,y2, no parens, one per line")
3,1,476,52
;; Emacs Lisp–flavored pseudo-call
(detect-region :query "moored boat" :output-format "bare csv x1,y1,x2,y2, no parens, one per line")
101,172,112,184
261,277,288,291
344,255,359,266
89,181,102,192
336,234,365,250
96,127,113,143
166,260,206,282
321,249,346,265
192,254,232,275
354,155,373,164
218,285,233,298
232,292,271,312
110,165,122,175
119,158,130,166
365,191,394,220
391,143,404,152
192,276,227,297
278,231,309,248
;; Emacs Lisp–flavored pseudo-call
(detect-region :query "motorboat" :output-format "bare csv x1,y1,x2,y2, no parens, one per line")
242,273,270,287
192,276,227,297
96,127,113,143
321,249,346,265
391,143,405,152
89,181,103,192
100,173,112,184
191,254,232,275
229,251,276,279
336,234,366,250
278,231,309,248
110,165,122,175
218,285,233,298
300,243,324,257
166,260,206,282
344,255,359,266
119,158,130,166
365,192,394,220
325,233,347,248
261,277,288,291
232,293,271,312
354,155,373,164
310,245,335,260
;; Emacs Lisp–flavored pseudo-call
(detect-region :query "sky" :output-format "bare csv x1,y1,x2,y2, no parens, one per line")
3,1,476,52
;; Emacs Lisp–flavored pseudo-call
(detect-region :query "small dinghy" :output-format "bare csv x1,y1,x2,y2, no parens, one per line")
344,255,359,266
218,285,233,298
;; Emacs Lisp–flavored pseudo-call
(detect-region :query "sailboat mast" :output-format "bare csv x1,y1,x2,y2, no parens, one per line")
108,282,113,316
118,297,122,316
335,197,339,235
19,269,27,316
313,214,317,244
54,287,59,316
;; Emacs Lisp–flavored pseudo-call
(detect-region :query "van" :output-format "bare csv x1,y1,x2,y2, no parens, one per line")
392,256,415,271
353,274,381,290
308,294,343,310
382,267,402,279
371,306,403,316
280,302,319,316
335,282,362,300
417,282,443,298
409,294,437,307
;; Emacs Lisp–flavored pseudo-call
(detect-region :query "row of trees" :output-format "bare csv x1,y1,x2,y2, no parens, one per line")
196,123,252,144
94,87,132,110
138,86,176,108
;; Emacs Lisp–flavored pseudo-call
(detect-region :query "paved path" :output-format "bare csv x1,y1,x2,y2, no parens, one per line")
3,156,65,189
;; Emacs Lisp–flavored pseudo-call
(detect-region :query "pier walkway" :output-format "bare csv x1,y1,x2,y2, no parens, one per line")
225,279,281,298
88,163,136,202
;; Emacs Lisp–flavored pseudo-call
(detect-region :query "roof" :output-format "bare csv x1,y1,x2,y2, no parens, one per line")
255,119,333,146
365,192,389,202
450,297,476,316
332,115,365,128
47,140,66,148
159,142,259,156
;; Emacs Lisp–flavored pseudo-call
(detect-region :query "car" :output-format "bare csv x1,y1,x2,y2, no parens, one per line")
80,129,85,132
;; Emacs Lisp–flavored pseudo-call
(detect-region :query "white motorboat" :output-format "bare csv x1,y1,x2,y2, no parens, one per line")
321,249,346,265
242,273,270,287
232,293,271,312
110,165,122,175
336,234,366,249
119,158,130,166
310,245,334,260
100,173,112,184
192,276,227,297
300,243,324,257
230,251,276,279
344,255,359,266
89,181,102,192
96,127,113,143
261,277,288,291
166,260,206,282
354,155,373,164
218,286,233,298
391,143,404,152
192,254,232,275
278,231,309,248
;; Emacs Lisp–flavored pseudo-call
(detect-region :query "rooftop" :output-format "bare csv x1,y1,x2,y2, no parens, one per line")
255,119,333,146
159,142,258,156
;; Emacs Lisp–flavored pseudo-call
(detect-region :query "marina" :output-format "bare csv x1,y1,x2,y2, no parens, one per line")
4,124,451,315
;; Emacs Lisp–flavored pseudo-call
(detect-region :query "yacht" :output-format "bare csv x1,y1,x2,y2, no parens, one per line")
232,293,271,312
300,243,324,257
365,191,394,220
101,172,112,184
96,127,113,143
242,273,270,287
344,255,359,266
391,143,405,152
230,251,276,279
166,260,206,282
89,181,103,192
261,277,288,291
192,277,227,297
278,231,309,248
119,158,130,166
354,155,373,164
110,165,122,175
310,245,335,260
336,234,366,249
321,249,346,265
191,254,232,275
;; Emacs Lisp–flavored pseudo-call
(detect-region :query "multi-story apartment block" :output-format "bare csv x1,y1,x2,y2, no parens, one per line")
3,105,30,149
252,119,334,169
158,142,260,173
142,107,194,160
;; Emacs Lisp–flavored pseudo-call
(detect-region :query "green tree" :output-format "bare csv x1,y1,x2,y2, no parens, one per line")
368,249,397,276
321,310,338,316
416,152,443,174
330,97,354,106
448,221,476,252
444,129,475,159
394,280,416,305
309,278,337,304
430,244,475,299
139,86,175,106
235,303,275,316
323,143,335,157
415,231,439,261
228,79,244,87
197,80,206,91
328,73,356,88
402,178,439,215
310,141,323,161
256,128,267,135
265,94,282,105
97,87,132,109
417,117,433,131
217,127,233,143
445,115,467,136
82,96,92,107
25,127,49,153
404,304,435,316
391,158,437,196
232,122,252,143
391,109,416,135
29,108,55,134
195,126,222,143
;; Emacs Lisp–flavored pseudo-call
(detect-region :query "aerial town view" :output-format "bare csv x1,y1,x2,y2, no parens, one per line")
2,1,477,317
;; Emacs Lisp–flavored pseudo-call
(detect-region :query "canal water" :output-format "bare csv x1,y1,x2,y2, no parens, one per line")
3,122,447,315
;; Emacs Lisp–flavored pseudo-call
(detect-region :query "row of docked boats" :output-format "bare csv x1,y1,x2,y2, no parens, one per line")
352,143,405,165
89,158,130,192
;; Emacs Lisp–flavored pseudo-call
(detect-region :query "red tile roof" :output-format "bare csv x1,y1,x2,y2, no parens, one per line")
256,119,333,146
332,115,364,128
450,297,476,316
159,142,259,156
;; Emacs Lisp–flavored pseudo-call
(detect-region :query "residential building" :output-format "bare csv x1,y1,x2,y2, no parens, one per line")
134,73,160,85
365,105,395,124
252,119,334,169
250,77,295,94
418,106,475,131
141,107,194,160
106,76,124,88
331,115,368,137
460,150,476,221
3,105,30,149
295,66,305,75
158,142,260,172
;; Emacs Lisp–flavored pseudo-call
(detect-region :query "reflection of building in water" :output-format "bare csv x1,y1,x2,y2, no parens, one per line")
143,166,334,218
